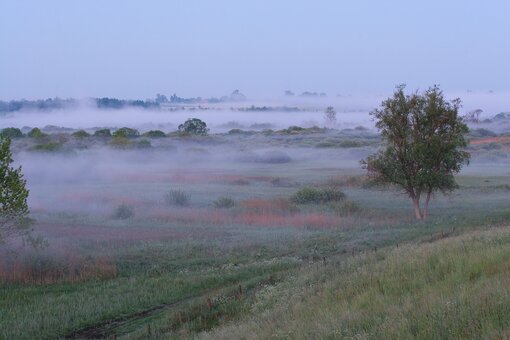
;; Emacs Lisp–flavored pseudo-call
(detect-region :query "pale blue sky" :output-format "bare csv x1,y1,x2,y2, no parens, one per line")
1,0,508,99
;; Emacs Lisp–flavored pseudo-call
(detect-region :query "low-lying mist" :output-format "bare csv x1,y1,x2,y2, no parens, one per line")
16,142,368,216
2,91,507,133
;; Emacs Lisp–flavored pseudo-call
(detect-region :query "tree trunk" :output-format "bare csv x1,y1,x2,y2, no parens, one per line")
423,190,432,219
412,196,423,220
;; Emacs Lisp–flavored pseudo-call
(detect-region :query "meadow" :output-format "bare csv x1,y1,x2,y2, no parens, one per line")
0,118,509,339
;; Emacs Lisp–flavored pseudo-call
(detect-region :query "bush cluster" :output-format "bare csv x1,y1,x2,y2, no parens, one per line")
213,196,236,208
165,190,190,206
0,127,23,138
114,204,134,219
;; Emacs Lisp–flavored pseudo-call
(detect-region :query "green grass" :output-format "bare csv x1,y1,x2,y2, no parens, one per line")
2,131,509,339
199,226,510,339
0,257,297,339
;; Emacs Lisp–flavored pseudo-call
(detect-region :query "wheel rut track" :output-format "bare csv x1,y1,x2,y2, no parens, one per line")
64,293,197,339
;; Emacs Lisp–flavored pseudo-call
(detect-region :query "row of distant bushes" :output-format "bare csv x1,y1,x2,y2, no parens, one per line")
0,118,209,140
0,127,188,139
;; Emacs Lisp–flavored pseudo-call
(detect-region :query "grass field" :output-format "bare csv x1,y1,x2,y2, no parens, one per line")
1,128,509,339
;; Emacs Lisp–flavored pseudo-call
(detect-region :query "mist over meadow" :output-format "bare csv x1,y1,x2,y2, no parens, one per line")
1,1,510,338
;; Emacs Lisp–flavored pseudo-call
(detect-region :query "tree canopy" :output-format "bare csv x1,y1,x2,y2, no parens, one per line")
362,85,470,219
178,118,209,136
0,137,31,244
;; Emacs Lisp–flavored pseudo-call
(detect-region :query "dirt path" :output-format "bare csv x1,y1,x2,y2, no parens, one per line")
65,294,197,339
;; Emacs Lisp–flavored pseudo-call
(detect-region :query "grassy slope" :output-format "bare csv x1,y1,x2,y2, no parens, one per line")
1,168,508,338
199,226,510,339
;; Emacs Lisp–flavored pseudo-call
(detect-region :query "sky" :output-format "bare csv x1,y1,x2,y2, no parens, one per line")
1,0,509,100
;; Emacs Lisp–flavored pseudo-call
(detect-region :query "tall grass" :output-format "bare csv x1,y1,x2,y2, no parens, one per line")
200,226,510,339
0,253,116,284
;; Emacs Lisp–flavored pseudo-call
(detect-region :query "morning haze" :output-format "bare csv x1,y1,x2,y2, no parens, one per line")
1,0,508,99
1,1,509,339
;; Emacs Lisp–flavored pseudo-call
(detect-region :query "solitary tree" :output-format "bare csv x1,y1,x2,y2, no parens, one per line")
178,118,209,135
362,85,470,219
464,109,483,123
324,106,337,126
0,137,31,243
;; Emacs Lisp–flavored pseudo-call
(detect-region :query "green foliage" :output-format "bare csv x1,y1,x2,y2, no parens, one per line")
93,129,112,137
27,128,46,138
30,142,62,152
109,137,133,149
278,126,325,135
165,190,190,206
228,129,250,135
291,187,346,204
142,130,166,138
72,130,90,138
213,197,236,209
178,118,209,136
113,204,134,219
0,127,23,139
362,85,470,219
112,127,140,138
0,137,31,243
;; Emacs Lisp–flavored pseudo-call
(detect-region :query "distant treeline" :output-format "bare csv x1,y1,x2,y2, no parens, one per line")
0,97,159,112
160,90,246,104
238,105,300,112
0,98,79,112
0,90,247,113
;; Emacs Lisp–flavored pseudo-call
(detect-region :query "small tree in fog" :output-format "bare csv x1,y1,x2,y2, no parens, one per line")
324,106,337,126
0,137,31,244
178,118,209,135
362,85,470,220
465,109,483,123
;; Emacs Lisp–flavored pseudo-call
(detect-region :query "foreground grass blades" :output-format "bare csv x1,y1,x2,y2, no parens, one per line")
200,226,510,339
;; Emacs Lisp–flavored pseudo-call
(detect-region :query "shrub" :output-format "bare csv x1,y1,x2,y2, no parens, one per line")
291,187,346,204
143,130,166,138
213,197,236,209
165,190,190,206
72,129,90,138
228,129,247,135
113,204,134,219
0,127,23,138
112,127,140,138
27,128,46,138
93,129,112,137
178,118,208,135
